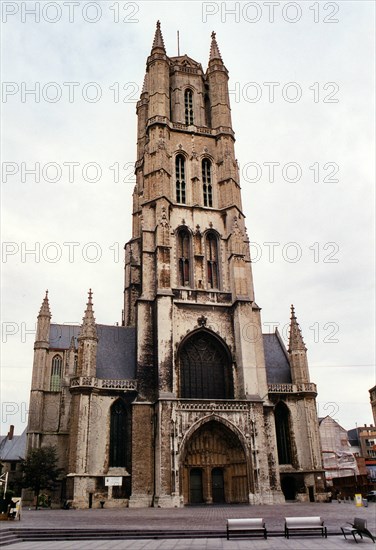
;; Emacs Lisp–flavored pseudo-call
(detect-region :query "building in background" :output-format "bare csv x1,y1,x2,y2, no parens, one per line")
0,426,26,495
26,22,326,508
348,425,376,484
318,416,358,486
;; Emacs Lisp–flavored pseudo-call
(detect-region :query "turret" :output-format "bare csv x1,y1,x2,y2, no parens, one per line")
288,305,310,384
146,21,169,120
206,32,232,129
34,290,51,350
77,289,98,377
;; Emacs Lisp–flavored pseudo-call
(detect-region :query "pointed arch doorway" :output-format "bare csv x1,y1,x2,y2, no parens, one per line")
182,420,250,504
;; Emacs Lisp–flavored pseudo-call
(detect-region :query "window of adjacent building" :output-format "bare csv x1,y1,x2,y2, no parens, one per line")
274,402,293,464
205,232,219,289
202,159,213,207
179,331,233,399
50,354,62,391
109,399,127,468
175,155,186,204
177,228,191,287
184,89,194,125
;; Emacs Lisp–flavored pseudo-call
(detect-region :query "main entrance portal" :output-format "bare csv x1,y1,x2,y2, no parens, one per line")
182,420,249,504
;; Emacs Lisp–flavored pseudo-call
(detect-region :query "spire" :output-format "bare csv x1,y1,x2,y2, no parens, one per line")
209,31,223,62
141,73,148,94
152,20,165,52
38,290,51,318
79,289,97,340
288,304,307,352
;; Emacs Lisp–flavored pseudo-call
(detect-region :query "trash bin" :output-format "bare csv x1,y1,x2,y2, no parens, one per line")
362,498,368,508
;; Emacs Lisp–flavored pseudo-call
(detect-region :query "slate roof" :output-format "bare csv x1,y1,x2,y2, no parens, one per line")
0,429,27,461
49,324,136,380
48,324,289,384
263,330,292,384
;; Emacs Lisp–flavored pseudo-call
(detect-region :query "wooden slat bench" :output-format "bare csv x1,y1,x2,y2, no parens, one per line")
284,516,327,538
226,518,267,539
341,517,375,543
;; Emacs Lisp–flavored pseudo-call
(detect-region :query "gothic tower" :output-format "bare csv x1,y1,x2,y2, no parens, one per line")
124,22,286,507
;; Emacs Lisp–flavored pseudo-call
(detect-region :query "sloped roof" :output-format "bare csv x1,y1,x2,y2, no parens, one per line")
0,429,26,461
263,331,292,384
49,324,136,380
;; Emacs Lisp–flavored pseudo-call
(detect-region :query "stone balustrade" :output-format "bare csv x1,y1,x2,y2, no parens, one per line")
268,383,317,395
70,377,137,391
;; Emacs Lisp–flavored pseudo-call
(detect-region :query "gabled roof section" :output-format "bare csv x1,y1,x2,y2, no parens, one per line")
0,429,26,461
49,324,136,380
263,329,292,384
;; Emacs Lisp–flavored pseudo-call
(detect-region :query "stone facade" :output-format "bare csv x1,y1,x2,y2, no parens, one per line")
26,23,326,508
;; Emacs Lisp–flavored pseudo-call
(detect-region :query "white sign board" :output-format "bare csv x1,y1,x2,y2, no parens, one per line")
105,477,122,486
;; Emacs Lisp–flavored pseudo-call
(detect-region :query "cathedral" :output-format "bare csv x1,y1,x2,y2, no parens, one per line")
26,22,326,508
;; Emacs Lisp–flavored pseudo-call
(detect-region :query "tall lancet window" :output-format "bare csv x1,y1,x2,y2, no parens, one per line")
109,399,127,467
50,355,62,391
206,232,219,289
178,228,191,287
274,402,293,464
184,89,194,125
202,159,213,207
175,155,186,204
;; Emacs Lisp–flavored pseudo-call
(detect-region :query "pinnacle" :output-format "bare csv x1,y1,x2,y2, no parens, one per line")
152,20,166,52
38,290,51,318
209,30,223,62
288,304,306,352
79,289,97,340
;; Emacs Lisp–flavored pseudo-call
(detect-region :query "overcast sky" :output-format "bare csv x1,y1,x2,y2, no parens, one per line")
1,1,375,436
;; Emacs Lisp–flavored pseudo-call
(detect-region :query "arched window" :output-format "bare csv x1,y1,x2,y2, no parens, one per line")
179,331,233,399
274,402,292,464
202,159,213,207
109,399,127,467
50,355,62,391
175,155,186,204
177,228,191,286
205,232,219,289
184,89,194,125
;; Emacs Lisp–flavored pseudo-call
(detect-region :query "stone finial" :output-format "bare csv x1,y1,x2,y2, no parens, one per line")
38,290,51,318
209,31,223,62
288,304,307,352
79,288,98,340
152,20,166,52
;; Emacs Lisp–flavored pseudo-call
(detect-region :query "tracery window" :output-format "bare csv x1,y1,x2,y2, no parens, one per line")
50,355,62,391
205,232,219,289
175,155,186,204
179,331,233,399
202,159,213,207
185,89,194,125
177,228,191,287
109,399,127,467
274,402,292,464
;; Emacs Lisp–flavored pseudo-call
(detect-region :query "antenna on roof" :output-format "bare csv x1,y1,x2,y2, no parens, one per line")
177,30,180,56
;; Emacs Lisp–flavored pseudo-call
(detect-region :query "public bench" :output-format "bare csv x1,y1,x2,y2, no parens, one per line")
341,517,375,543
284,516,327,538
226,518,267,539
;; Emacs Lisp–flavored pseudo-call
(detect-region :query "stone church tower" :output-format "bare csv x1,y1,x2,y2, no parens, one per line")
26,23,326,508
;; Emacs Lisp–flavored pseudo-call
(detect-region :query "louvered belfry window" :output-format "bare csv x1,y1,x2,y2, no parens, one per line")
185,89,194,125
206,232,219,289
178,228,191,286
176,155,186,204
202,159,213,207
